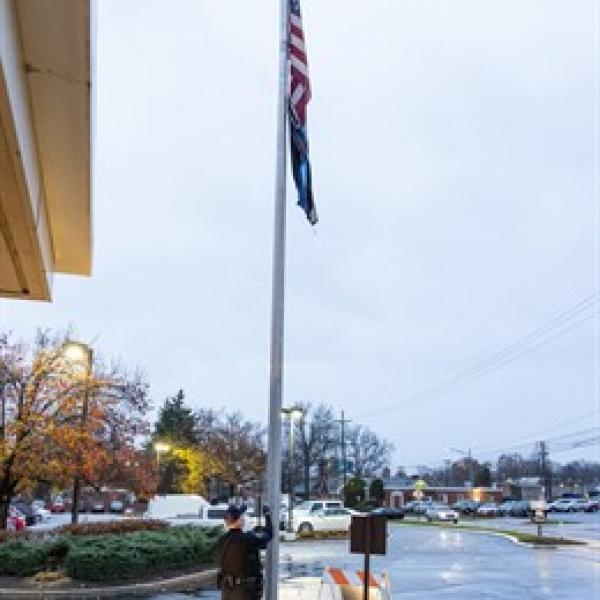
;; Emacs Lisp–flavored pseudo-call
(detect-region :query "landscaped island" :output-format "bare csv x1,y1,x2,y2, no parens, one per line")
0,520,220,583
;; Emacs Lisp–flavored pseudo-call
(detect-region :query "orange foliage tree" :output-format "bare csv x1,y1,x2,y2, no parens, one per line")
0,331,155,528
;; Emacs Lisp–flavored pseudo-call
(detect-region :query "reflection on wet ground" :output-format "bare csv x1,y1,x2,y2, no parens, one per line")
141,522,600,600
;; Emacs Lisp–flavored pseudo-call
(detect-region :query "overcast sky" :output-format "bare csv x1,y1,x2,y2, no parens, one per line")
1,0,598,470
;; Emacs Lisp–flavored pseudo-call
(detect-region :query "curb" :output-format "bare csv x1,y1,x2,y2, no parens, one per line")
0,568,217,599
392,521,587,550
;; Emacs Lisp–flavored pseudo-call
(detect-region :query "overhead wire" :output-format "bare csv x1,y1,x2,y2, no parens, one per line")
359,290,598,420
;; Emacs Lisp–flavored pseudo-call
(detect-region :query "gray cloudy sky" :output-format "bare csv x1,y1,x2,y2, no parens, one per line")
1,0,598,469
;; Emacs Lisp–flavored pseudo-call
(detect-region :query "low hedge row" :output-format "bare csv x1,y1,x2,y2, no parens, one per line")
0,519,170,545
65,526,221,581
58,519,169,537
0,538,68,577
0,525,221,581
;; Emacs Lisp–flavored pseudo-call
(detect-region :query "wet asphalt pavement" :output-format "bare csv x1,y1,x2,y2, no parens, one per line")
142,521,600,600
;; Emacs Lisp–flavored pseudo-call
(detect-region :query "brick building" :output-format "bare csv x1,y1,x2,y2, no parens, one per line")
384,478,503,507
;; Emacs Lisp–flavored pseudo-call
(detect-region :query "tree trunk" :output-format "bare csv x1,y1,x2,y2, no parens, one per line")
303,449,310,500
0,496,8,530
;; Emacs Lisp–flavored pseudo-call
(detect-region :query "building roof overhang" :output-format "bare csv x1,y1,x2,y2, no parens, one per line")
0,0,92,300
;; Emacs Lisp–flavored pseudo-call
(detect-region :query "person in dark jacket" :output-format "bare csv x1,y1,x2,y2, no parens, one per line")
216,504,273,600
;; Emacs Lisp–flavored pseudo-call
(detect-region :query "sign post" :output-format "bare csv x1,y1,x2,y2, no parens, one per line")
350,515,387,600
531,500,547,538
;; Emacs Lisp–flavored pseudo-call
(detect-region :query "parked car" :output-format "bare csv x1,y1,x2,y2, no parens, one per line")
11,502,37,526
426,504,459,524
31,500,51,523
412,501,435,515
498,500,518,516
477,503,500,517
295,507,352,534
109,499,125,513
549,498,577,513
403,501,419,514
282,499,346,530
294,500,345,514
583,499,599,512
452,500,480,515
508,501,532,517
7,506,26,531
90,500,106,513
571,498,591,512
50,499,66,513
370,507,405,520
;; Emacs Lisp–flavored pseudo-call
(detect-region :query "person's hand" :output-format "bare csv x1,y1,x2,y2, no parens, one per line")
262,505,271,517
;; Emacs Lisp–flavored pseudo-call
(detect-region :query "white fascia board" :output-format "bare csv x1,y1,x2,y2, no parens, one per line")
0,0,54,298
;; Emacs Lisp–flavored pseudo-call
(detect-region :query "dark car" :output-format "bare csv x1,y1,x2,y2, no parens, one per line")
452,500,480,515
11,502,36,526
509,500,532,517
403,501,419,513
371,507,405,520
412,501,434,515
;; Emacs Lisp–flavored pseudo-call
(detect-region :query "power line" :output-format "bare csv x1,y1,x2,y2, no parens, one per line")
415,425,600,467
360,291,598,421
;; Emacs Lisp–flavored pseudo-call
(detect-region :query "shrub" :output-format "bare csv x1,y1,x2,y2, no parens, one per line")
58,519,169,537
65,526,220,582
0,540,52,576
0,525,221,582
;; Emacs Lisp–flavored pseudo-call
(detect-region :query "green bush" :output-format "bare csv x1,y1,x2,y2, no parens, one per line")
0,540,52,576
65,526,220,582
0,525,220,582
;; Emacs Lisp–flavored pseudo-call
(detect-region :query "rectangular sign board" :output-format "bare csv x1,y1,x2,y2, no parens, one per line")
350,515,387,555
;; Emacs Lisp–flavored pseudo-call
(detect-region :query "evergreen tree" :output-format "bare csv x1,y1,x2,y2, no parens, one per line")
369,478,385,506
154,389,197,445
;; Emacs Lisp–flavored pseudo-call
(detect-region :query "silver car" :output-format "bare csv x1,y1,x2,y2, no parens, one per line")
426,504,459,523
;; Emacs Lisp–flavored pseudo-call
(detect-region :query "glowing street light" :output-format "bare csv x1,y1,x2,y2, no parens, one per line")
154,442,172,493
62,340,93,525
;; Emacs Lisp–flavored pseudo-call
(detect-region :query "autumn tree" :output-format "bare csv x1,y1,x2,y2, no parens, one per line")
0,331,153,528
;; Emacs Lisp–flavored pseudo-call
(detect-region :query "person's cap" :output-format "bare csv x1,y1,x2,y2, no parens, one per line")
225,504,247,521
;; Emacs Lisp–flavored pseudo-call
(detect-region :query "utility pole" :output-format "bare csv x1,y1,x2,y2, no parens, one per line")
538,441,551,501
468,448,474,487
335,411,352,489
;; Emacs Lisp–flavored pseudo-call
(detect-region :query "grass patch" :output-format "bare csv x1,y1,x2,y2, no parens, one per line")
296,530,349,540
391,520,585,546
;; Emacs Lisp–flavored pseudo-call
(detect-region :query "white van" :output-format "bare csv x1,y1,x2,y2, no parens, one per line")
145,495,258,529
145,494,210,521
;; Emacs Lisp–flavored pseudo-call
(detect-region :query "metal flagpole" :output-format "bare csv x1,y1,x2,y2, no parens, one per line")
265,0,290,599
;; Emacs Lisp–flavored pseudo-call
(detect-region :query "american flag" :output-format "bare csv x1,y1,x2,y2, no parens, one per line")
289,0,311,126
288,0,317,225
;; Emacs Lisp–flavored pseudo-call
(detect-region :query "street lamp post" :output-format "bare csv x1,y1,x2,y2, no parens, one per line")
154,442,171,493
282,407,304,533
62,341,93,525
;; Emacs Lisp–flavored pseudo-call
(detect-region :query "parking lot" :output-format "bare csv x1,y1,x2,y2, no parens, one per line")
26,510,600,599
141,522,599,600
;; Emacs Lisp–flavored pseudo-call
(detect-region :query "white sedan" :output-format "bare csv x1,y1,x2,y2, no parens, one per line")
295,508,352,534
549,499,577,513
426,504,459,523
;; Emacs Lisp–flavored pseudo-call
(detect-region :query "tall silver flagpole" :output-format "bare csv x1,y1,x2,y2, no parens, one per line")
265,0,289,599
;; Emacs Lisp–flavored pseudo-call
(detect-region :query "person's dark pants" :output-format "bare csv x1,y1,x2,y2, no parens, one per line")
221,582,262,600
222,588,250,600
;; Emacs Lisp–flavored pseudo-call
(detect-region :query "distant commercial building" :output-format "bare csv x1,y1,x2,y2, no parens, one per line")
502,478,544,501
383,478,503,507
0,0,92,301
